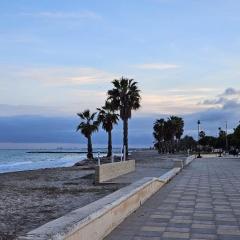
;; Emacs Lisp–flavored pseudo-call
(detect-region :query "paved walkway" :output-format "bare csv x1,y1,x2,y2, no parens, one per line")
105,157,240,240
109,152,186,184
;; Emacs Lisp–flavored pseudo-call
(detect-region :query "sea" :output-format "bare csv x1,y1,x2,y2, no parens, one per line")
0,148,121,174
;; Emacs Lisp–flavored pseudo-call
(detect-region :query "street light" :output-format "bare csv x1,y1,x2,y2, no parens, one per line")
197,120,202,158
225,121,228,152
218,127,222,157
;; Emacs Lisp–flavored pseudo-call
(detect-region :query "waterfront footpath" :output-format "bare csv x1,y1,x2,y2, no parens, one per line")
105,156,240,240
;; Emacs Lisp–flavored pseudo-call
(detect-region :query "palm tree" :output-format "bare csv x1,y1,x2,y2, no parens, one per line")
108,77,141,156
174,117,184,140
171,116,184,151
153,119,165,153
97,102,119,157
167,116,179,139
199,130,206,139
76,109,99,159
167,116,184,152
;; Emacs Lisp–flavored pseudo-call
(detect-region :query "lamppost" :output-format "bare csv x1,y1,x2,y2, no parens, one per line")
225,121,228,153
197,120,201,158
218,127,223,157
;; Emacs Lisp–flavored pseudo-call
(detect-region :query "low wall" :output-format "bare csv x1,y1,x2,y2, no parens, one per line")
173,155,196,168
95,160,135,183
173,159,185,168
17,167,182,240
159,167,181,183
201,153,219,158
17,154,197,240
185,155,195,165
18,178,164,240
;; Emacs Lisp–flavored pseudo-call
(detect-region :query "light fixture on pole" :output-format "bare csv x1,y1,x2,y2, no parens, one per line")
197,120,201,158
225,121,228,152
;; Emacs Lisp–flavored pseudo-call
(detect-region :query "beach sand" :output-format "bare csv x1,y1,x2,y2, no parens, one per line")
0,166,123,240
0,150,186,240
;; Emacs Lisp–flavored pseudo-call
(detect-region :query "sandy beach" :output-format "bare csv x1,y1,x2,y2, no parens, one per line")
0,166,122,240
0,150,186,240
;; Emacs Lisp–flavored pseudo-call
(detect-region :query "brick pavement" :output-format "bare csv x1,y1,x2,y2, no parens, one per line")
105,157,240,240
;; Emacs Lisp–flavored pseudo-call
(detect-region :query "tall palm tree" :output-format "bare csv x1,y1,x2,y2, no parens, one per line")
153,119,165,153
163,116,184,153
97,101,119,157
174,116,184,140
76,109,99,159
108,77,141,156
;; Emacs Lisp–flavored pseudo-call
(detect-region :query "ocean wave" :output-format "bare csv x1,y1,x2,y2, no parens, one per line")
0,150,110,173
0,161,33,168
0,151,85,173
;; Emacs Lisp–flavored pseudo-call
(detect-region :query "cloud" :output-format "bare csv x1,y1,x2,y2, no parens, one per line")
1,88,240,145
1,66,116,87
135,63,180,70
0,65,117,116
138,87,217,115
0,104,64,117
222,99,240,110
1,107,239,146
0,87,213,117
0,115,151,147
166,88,218,94
141,93,204,115
202,97,225,105
201,87,240,109
220,87,240,96
20,11,101,20
184,87,240,137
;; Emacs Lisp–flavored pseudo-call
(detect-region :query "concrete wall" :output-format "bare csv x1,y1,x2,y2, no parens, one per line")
185,155,195,165
173,159,185,168
174,155,196,168
18,177,166,240
18,167,182,240
95,160,135,183
65,178,164,240
17,155,197,240
201,153,219,158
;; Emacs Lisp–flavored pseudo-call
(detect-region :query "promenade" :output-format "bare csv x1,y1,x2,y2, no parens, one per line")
105,157,240,240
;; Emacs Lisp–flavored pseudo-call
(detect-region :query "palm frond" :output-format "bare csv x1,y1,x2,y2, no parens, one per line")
76,110,99,138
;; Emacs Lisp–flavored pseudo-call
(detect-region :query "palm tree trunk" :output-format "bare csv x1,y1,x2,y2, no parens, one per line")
171,135,175,153
107,130,112,157
87,136,93,159
123,118,128,157
158,139,161,153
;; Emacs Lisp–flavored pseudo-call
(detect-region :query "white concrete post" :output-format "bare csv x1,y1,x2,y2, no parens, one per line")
124,145,126,161
98,151,100,166
120,147,123,161
111,154,114,163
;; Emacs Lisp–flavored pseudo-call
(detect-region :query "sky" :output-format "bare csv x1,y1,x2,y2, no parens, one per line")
1,0,240,148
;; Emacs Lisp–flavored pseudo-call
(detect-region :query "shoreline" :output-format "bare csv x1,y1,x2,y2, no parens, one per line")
0,155,121,175
0,149,137,174
26,151,107,154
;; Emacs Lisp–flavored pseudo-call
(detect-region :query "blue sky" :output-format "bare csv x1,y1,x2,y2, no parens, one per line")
1,0,240,148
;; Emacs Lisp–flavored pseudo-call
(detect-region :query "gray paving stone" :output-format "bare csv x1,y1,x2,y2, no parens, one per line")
104,157,240,240
162,231,190,238
191,233,217,239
